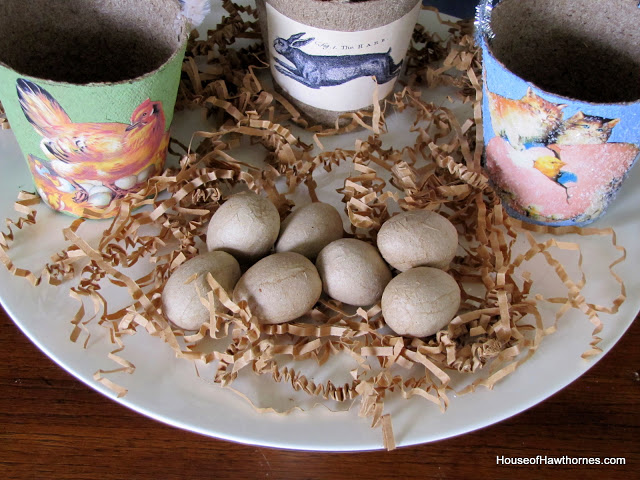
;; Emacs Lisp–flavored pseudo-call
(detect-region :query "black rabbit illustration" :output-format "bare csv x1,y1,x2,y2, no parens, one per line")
272,32,403,89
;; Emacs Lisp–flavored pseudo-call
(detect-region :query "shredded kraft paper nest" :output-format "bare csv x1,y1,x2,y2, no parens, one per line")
0,2,628,450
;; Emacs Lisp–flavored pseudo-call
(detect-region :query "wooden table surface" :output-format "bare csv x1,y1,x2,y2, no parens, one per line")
1,304,637,479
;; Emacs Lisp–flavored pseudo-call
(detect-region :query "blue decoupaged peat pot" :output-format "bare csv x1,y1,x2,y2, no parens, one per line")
477,0,640,226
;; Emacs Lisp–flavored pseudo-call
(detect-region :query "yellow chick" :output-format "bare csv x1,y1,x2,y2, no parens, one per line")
533,151,578,202
533,154,565,178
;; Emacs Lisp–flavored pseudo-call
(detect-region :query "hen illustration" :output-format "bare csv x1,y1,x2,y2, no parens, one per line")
16,78,166,203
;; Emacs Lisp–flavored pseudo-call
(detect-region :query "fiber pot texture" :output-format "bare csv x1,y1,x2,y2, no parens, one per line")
477,0,640,227
0,0,189,218
256,0,422,126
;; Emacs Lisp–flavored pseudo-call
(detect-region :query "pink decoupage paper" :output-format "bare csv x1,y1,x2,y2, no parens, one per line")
485,137,639,223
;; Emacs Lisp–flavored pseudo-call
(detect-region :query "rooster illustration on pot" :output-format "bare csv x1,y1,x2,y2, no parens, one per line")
16,78,168,210
272,32,403,89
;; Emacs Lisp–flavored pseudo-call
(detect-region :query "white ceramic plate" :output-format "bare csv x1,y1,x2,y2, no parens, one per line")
1,6,638,451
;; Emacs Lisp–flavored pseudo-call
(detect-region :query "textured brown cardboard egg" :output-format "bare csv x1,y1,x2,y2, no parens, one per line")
275,202,344,260
162,250,241,331
377,210,458,271
206,191,280,263
381,267,461,338
233,252,322,324
316,238,392,306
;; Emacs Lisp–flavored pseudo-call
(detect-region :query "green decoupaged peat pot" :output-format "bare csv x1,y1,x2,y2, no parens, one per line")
0,0,189,218
477,0,640,226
